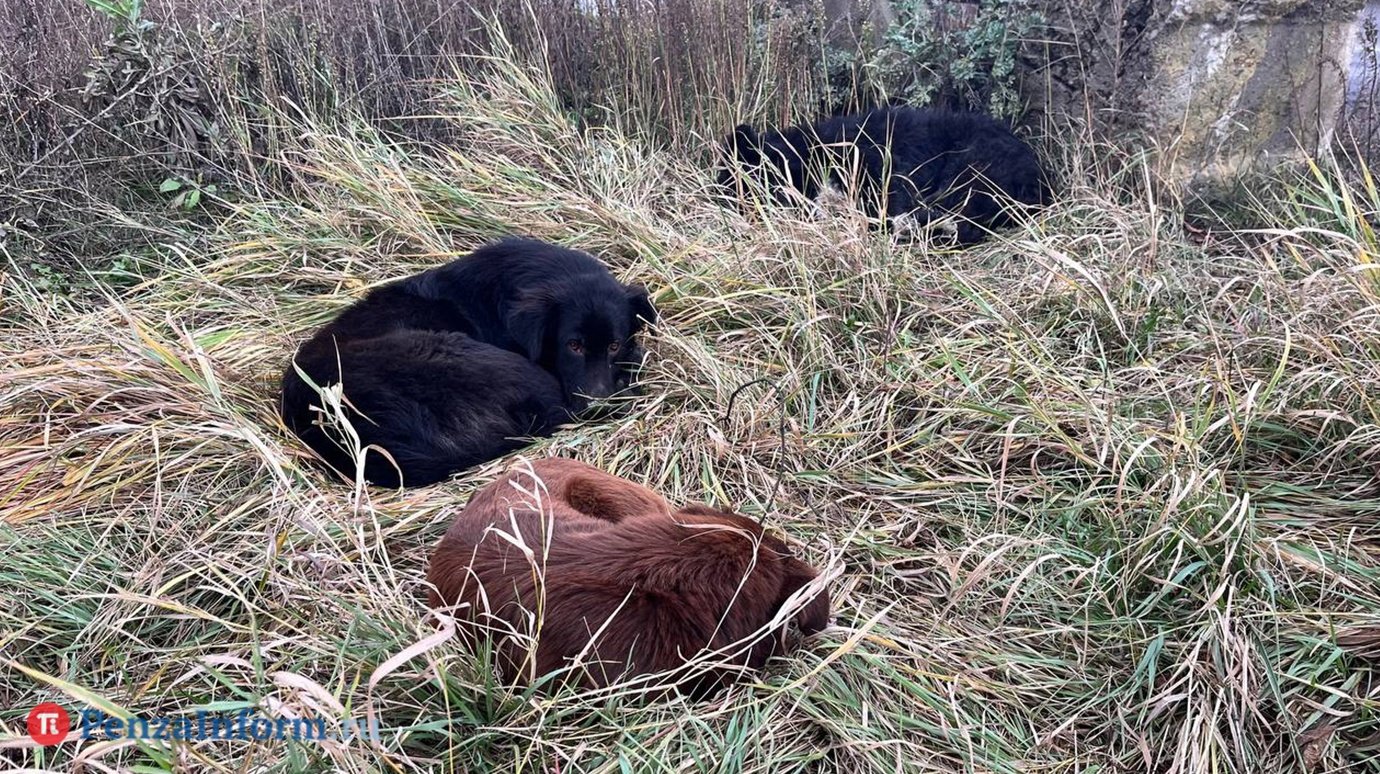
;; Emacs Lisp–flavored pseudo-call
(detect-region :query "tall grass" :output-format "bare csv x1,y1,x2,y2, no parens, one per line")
0,0,828,180
2,0,846,282
2,36,1378,772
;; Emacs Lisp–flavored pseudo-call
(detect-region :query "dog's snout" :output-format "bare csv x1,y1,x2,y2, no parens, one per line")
584,375,614,401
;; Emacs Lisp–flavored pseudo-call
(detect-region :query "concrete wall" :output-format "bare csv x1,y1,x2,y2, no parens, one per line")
1036,0,1364,182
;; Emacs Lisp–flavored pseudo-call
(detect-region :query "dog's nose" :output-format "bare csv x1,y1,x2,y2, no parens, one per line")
585,378,613,400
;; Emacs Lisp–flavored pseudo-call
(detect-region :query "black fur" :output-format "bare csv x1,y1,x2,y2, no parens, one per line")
716,105,1048,244
280,237,655,488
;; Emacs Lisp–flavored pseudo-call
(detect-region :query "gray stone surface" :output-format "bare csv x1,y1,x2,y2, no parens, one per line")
1031,0,1364,183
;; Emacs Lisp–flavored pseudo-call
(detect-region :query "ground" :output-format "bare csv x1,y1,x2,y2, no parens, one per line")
2,52,1378,773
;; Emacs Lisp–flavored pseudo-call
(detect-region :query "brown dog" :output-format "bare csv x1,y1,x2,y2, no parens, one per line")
426,458,830,697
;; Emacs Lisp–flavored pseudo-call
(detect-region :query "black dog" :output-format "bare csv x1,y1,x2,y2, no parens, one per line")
280,237,655,488
717,105,1048,244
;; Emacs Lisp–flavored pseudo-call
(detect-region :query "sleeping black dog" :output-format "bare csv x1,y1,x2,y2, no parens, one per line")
716,105,1048,244
280,237,655,488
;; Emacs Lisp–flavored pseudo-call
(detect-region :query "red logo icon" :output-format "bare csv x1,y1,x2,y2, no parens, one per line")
27,703,70,746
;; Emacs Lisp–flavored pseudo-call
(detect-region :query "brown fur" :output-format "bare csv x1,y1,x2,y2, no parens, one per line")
455,458,672,532
426,458,830,697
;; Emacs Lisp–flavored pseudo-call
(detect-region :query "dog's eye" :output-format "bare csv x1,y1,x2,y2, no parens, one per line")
567,339,584,354
607,342,620,355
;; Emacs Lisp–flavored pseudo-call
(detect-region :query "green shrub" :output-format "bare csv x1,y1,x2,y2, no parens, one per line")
823,0,1045,120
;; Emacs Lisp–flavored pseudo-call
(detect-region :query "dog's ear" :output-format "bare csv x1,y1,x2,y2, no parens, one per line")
727,124,760,164
772,127,812,165
625,284,656,332
777,557,830,635
505,292,554,362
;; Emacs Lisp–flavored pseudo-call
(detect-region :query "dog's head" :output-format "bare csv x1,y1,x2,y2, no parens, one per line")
506,279,656,412
714,124,761,193
715,123,814,206
674,504,831,640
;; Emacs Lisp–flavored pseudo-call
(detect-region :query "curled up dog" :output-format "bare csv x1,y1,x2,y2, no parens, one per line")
280,237,656,488
716,104,1049,244
426,458,832,698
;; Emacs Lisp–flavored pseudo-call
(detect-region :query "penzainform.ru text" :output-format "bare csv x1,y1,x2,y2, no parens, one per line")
25,703,380,745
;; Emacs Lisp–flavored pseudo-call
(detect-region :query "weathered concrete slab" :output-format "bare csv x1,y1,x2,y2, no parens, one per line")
1034,0,1364,183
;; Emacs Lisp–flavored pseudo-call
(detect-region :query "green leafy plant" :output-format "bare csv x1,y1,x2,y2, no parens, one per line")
824,0,1045,120
25,261,72,295
159,176,218,211
84,0,144,26
79,0,221,182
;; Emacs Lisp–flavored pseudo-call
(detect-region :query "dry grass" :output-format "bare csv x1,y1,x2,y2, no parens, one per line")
1,0,833,284
3,41,1380,774
0,0,821,193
